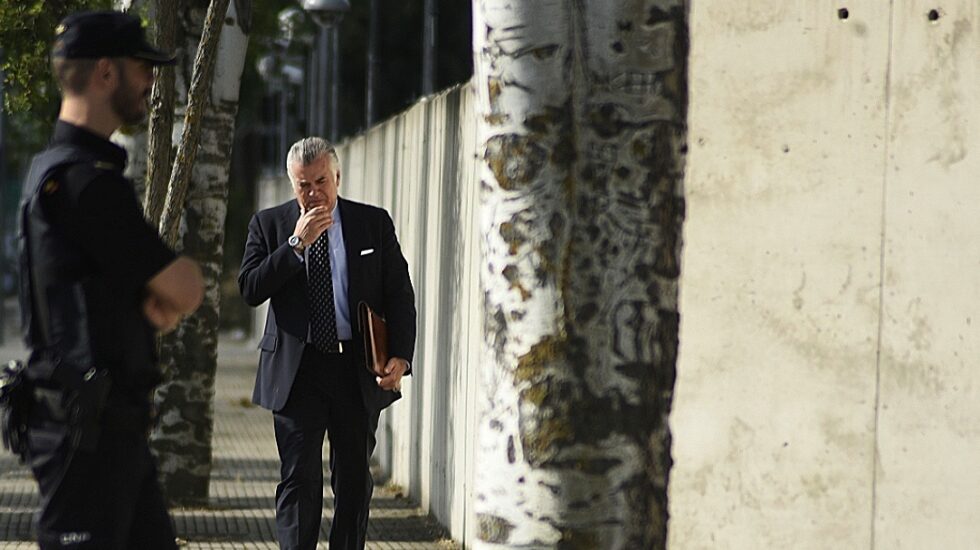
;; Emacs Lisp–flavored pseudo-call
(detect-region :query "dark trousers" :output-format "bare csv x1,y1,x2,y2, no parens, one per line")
274,346,380,550
26,404,176,549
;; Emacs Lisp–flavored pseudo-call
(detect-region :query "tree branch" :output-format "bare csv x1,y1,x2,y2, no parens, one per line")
157,0,231,247
143,0,178,226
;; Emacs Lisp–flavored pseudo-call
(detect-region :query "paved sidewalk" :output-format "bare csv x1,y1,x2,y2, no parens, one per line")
0,335,455,549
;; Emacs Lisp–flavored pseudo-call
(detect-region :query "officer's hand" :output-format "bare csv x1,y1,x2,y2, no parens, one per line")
376,358,408,392
292,206,332,248
143,294,181,333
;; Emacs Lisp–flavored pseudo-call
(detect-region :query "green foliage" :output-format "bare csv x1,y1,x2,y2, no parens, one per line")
0,0,112,115
0,0,111,179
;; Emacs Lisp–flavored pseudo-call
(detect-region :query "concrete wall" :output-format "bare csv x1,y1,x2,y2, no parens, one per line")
337,87,482,545
669,2,979,549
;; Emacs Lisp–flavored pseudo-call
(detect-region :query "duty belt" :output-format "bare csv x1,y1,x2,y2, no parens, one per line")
31,387,151,433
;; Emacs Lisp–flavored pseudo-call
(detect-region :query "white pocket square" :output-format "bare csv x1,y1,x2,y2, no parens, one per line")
360,248,375,256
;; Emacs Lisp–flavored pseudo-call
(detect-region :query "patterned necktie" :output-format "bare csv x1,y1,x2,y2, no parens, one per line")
309,232,338,353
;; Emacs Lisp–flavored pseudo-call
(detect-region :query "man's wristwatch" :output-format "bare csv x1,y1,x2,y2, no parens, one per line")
288,235,305,252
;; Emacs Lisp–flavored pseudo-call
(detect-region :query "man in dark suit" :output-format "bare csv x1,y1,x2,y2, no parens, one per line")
238,137,416,550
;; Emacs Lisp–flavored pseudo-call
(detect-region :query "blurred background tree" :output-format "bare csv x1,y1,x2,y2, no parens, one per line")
0,1,112,159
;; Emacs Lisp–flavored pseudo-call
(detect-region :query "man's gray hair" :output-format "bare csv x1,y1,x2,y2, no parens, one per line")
285,137,339,180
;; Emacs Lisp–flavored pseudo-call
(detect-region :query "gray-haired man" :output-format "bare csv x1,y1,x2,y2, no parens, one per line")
239,137,417,549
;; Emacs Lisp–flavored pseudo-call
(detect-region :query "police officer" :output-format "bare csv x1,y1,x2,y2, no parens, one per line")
17,11,204,549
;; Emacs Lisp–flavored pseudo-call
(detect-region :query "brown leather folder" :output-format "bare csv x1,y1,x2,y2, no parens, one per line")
358,301,388,377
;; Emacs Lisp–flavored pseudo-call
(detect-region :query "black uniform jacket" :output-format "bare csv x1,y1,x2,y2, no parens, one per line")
20,121,175,399
238,197,417,413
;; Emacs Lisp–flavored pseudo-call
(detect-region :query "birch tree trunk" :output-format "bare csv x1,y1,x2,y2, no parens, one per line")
473,1,688,547
149,0,250,504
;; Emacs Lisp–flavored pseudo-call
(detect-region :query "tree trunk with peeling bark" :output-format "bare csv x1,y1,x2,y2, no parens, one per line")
473,1,688,547
111,0,248,504
148,0,249,504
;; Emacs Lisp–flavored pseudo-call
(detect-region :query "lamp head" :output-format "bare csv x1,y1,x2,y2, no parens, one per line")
256,54,277,82
278,6,307,42
301,0,350,28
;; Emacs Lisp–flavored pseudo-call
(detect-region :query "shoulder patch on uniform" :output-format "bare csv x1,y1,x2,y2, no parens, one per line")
43,179,60,195
55,161,116,199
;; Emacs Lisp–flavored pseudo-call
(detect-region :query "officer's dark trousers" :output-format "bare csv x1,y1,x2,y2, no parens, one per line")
274,346,380,550
27,403,176,549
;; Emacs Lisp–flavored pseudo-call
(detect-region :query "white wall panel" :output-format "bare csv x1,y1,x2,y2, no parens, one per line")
671,2,980,549
319,85,481,544
875,2,980,548
670,3,892,548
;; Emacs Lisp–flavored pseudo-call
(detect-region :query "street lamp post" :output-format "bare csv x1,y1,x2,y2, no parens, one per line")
256,54,281,168
0,47,5,344
315,28,329,138
366,0,380,127
330,28,340,141
277,7,313,149
422,0,437,95
258,8,314,169
306,44,317,136
277,55,288,165
302,0,349,142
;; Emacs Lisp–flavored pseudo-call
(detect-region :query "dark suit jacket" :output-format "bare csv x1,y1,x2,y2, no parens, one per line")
239,197,417,413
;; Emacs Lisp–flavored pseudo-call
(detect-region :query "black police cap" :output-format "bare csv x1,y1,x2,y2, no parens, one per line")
52,11,176,66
